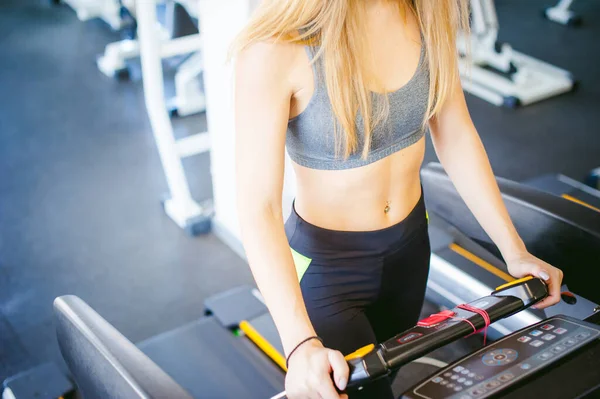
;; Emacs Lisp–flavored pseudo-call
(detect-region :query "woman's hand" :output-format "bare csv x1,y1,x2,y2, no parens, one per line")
285,340,350,399
505,252,564,309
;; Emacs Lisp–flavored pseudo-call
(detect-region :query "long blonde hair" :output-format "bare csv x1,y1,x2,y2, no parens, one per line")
231,0,469,159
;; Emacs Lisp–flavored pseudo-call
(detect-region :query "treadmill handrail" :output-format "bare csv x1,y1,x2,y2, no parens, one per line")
345,277,547,390
422,162,600,238
54,295,194,399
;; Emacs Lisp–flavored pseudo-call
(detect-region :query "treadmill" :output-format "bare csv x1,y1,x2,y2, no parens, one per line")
54,277,600,398
422,163,600,339
53,294,285,399
525,173,600,212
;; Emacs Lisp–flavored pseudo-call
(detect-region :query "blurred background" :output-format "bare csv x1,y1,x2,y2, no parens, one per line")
1,0,599,397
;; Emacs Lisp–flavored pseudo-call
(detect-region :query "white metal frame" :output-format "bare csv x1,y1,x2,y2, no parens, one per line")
137,0,212,234
168,51,206,116
96,30,202,77
61,0,124,30
544,0,580,26
459,0,575,107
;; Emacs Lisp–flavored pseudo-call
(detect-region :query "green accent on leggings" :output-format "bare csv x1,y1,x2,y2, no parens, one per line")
426,210,429,223
291,248,312,282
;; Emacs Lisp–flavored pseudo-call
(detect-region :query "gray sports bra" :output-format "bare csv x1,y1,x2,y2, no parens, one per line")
286,42,429,170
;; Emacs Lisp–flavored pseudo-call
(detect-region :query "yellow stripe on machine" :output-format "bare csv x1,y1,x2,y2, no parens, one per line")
239,320,287,372
345,344,375,361
495,276,533,291
449,244,514,283
562,194,600,213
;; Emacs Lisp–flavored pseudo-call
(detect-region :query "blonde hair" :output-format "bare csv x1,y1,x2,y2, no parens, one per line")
231,0,469,159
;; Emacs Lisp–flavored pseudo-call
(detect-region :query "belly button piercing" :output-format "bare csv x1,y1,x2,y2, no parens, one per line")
384,201,391,214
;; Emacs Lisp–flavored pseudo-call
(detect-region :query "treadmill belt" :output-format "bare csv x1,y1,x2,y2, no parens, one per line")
138,317,284,399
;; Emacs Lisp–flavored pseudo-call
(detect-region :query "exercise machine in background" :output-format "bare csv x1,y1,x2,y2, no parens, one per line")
422,162,600,340
459,0,576,108
55,0,129,30
53,0,210,235
136,0,212,236
543,0,582,27
97,1,206,118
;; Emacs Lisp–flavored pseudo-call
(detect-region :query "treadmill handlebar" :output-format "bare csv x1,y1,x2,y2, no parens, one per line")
345,277,547,390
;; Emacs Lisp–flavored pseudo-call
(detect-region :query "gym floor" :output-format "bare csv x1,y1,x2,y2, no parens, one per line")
1,0,599,387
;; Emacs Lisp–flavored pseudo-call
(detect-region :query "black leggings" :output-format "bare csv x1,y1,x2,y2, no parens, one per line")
285,194,431,399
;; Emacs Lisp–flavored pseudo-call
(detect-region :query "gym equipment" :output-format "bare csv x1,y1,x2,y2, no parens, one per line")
55,0,127,30
525,173,600,212
97,1,207,116
136,0,212,235
54,295,285,399
543,0,582,27
52,277,547,398
401,315,600,398
272,277,547,398
96,1,207,118
422,163,600,339
459,0,575,107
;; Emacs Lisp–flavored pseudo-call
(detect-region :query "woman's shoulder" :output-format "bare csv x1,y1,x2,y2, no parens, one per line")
235,38,308,91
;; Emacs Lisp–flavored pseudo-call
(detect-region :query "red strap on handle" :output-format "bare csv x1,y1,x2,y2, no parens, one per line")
455,303,491,345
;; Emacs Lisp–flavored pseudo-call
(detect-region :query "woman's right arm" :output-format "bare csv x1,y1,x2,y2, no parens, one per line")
234,42,348,399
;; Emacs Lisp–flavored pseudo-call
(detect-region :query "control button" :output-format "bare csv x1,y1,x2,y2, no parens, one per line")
530,340,544,347
554,327,567,335
397,332,423,344
460,396,471,399
453,366,465,372
447,383,455,388
458,377,466,383
470,388,487,396
482,349,518,366
432,377,443,383
542,334,556,341
517,336,532,343
440,380,448,385
498,373,514,382
541,324,554,331
552,345,566,353
520,363,532,370
565,338,578,347
530,330,543,337
575,332,591,340
454,386,463,392
464,380,473,386
538,352,554,360
485,380,501,389
475,375,485,381
468,372,476,378
451,375,459,380
461,369,470,375
444,372,452,377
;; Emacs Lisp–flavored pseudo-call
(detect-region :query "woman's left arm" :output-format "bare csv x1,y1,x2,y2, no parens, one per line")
428,81,563,309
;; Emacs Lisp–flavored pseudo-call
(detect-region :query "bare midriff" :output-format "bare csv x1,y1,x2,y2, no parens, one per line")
291,136,425,232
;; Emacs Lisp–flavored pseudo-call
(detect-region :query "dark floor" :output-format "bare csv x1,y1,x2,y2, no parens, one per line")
0,0,599,387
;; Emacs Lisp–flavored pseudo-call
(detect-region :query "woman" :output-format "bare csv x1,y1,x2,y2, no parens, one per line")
233,1,563,398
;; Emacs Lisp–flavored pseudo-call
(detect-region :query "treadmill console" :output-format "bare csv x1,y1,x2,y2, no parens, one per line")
404,315,600,399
